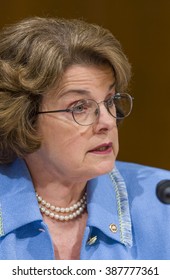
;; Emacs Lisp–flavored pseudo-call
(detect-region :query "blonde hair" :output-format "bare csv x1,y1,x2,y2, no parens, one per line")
0,17,131,163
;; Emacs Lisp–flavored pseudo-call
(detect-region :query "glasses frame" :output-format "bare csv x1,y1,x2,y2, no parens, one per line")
37,93,134,126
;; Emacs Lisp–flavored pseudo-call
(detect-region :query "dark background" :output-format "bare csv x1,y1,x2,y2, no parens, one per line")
1,0,170,170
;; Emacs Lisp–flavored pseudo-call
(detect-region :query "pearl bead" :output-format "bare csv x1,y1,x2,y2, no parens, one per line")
69,214,74,219
45,210,50,216
73,204,77,210
69,206,74,211
37,196,42,202
41,200,46,205
40,207,45,213
55,207,60,212
49,212,55,218
76,209,80,215
79,207,83,212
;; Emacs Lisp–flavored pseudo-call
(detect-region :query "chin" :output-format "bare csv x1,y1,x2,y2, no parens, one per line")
92,160,115,177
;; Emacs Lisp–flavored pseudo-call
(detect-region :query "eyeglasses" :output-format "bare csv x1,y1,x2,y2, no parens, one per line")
38,93,134,126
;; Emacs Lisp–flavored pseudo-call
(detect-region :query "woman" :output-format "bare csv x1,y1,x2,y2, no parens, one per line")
0,17,170,260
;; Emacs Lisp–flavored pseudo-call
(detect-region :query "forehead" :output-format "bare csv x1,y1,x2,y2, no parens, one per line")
49,64,115,97
61,64,114,85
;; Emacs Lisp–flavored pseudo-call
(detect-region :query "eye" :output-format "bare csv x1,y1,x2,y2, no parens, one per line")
105,96,114,107
72,100,89,114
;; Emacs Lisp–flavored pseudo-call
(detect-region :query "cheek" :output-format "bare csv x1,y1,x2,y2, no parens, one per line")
58,130,91,161
114,129,119,153
38,117,89,156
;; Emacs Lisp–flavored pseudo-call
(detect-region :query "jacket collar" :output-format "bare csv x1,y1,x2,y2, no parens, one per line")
0,158,42,236
86,168,133,247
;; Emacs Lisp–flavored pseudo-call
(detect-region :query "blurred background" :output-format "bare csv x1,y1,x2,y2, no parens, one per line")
1,0,170,170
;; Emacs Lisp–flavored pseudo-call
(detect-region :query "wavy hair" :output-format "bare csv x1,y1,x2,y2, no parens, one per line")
0,17,131,163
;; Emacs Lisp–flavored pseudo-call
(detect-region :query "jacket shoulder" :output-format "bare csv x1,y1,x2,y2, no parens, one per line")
115,161,170,198
116,161,170,182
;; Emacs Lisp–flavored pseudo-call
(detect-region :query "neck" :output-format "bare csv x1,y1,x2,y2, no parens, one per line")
24,158,87,209
35,181,87,209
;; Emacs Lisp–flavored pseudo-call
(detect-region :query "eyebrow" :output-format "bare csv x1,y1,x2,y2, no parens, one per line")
59,82,116,98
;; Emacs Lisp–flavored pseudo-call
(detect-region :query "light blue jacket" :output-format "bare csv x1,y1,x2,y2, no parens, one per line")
0,158,170,259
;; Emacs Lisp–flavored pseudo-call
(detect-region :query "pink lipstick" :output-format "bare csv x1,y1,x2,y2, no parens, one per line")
88,142,113,154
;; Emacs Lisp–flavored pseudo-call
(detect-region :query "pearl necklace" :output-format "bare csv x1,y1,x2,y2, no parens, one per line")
36,192,87,221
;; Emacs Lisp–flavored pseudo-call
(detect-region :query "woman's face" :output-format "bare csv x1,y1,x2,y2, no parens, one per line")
35,64,119,183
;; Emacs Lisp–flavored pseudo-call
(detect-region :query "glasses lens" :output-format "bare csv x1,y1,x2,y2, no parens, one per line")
72,93,133,125
110,93,133,119
72,100,99,125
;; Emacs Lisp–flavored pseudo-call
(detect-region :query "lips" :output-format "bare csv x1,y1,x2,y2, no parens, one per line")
88,142,113,154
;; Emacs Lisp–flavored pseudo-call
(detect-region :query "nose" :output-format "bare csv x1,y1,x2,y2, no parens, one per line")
94,102,117,132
